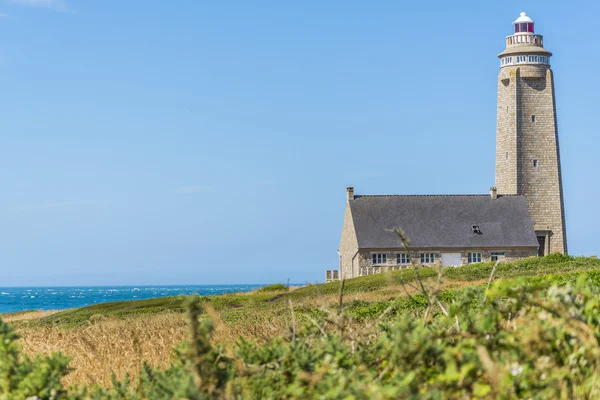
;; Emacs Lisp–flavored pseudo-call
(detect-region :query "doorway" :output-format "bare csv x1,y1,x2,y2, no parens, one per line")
442,253,462,267
537,236,546,256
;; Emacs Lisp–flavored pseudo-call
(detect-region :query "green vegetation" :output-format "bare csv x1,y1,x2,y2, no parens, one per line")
37,296,185,329
24,254,600,330
5,255,600,398
256,283,288,293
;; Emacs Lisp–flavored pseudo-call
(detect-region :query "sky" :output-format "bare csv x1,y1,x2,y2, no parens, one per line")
1,0,599,286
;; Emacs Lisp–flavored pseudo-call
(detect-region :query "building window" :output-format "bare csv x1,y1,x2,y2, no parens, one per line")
372,253,387,265
501,57,512,66
491,252,505,262
396,253,410,265
468,253,482,264
531,115,535,122
420,253,435,264
533,159,538,167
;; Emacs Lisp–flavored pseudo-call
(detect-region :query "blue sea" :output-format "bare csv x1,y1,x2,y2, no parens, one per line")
0,285,265,314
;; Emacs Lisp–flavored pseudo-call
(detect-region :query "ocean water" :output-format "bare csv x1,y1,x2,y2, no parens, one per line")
0,285,265,314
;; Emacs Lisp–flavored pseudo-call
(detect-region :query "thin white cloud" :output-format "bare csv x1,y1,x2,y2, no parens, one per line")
8,0,69,12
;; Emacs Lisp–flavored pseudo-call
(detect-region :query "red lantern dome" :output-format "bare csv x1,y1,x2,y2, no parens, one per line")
513,12,534,33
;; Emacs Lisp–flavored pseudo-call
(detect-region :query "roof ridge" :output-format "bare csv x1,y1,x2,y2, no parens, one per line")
354,194,524,198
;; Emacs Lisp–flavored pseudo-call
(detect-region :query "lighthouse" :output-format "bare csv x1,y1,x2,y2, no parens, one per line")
495,12,567,255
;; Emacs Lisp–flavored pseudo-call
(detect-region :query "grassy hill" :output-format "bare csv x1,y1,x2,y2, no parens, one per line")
4,253,600,394
16,253,600,329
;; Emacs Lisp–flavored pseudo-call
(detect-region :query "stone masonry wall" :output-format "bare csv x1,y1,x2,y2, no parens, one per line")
339,203,359,279
356,248,538,276
495,64,567,254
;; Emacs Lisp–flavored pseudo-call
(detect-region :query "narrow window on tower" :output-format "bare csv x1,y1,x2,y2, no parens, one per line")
532,115,536,122
533,160,538,167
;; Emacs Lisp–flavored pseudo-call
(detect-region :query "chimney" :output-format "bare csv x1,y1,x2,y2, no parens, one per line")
346,186,354,202
490,186,497,199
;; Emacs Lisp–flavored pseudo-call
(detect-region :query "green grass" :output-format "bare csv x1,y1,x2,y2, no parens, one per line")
30,255,600,329
289,253,600,299
256,283,288,293
345,269,600,320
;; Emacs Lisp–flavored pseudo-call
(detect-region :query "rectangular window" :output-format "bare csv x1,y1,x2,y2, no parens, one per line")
372,253,387,265
519,23,527,33
468,253,482,264
532,115,535,122
420,253,435,264
396,253,410,265
491,252,505,262
533,159,538,167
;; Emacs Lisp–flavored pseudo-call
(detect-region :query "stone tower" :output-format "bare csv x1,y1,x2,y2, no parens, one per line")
495,12,567,255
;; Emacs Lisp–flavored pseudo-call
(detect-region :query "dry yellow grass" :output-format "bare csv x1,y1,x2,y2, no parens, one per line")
10,278,489,388
16,313,189,387
2,310,60,323
14,309,293,387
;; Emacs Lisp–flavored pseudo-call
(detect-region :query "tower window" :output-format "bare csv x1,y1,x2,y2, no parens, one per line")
532,115,536,122
533,160,538,167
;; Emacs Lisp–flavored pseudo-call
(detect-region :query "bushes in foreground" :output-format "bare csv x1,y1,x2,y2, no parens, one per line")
4,272,600,398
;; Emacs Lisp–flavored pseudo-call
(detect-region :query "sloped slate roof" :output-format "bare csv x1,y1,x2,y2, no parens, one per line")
350,195,538,249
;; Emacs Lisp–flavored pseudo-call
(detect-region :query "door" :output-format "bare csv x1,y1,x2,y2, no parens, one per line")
442,253,462,267
537,236,546,256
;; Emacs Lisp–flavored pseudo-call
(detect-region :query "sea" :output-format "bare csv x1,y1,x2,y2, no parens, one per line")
0,285,265,314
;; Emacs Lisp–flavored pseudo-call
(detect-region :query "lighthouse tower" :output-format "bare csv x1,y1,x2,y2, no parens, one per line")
495,12,567,255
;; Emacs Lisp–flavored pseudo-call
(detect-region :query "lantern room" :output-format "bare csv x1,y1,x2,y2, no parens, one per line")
513,12,534,33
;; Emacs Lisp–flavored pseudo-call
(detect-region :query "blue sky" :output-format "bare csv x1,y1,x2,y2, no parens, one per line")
1,0,598,286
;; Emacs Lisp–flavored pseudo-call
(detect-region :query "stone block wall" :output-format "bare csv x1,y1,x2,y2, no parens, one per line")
338,202,360,279
355,248,538,277
495,64,567,254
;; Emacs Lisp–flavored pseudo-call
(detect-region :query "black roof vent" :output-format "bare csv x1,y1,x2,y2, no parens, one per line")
472,225,482,235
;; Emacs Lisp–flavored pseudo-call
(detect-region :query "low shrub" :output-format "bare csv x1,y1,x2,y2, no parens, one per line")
4,268,600,398
257,283,288,293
